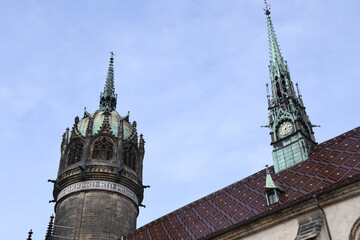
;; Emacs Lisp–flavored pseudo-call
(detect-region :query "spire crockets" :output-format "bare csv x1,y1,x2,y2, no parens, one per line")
264,0,296,103
99,52,117,111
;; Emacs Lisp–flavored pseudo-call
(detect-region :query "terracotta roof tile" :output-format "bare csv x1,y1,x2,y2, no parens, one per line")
125,126,360,240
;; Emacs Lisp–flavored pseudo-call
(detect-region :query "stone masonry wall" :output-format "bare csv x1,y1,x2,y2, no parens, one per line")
213,184,360,240
53,190,138,240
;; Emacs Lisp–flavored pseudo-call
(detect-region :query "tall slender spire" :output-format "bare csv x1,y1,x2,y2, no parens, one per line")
265,1,287,76
104,51,115,97
264,0,296,103
263,1,317,173
100,52,117,110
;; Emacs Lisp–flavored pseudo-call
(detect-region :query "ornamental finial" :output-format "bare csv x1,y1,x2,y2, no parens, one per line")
27,229,33,240
264,0,271,15
45,215,54,240
99,52,117,110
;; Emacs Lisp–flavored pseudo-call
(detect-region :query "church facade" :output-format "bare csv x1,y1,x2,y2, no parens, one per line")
37,1,360,240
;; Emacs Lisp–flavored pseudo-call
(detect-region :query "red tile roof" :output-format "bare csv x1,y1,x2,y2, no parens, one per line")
125,126,360,240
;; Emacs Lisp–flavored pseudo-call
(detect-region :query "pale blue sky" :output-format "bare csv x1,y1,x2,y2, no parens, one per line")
0,0,359,239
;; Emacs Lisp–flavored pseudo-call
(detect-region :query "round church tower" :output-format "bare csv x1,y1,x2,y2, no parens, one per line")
51,54,145,240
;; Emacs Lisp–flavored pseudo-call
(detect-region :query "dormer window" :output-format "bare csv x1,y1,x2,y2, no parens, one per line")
264,165,283,206
265,189,281,206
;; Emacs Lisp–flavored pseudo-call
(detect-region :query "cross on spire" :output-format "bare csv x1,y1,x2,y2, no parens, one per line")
27,229,33,240
264,0,271,16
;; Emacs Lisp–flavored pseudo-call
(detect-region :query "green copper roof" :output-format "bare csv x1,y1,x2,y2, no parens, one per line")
265,166,277,189
265,1,289,82
77,54,134,139
77,111,133,139
92,111,118,135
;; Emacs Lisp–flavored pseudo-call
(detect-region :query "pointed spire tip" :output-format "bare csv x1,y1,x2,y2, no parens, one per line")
110,51,115,62
99,52,117,110
264,0,271,15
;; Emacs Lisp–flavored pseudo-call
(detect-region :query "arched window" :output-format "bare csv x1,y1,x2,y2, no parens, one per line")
349,217,360,240
67,141,84,167
91,137,114,161
123,145,136,171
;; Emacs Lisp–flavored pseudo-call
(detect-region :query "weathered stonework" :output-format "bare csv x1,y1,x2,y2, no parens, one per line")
51,55,146,240
57,180,139,205
210,182,360,240
53,191,138,240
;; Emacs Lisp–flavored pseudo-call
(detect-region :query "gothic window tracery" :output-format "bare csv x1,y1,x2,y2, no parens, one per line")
123,145,136,171
67,140,84,167
91,136,114,161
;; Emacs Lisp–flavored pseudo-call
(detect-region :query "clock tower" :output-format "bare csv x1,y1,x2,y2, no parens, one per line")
264,1,317,173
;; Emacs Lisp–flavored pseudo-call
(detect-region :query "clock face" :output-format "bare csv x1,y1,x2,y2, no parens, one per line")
278,121,293,136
